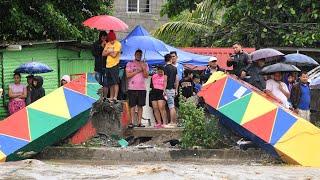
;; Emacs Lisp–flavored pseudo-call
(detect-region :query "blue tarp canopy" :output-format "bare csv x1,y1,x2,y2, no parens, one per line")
120,25,211,66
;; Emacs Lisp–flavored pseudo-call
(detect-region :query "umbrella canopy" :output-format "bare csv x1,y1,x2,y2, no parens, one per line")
124,36,168,52
250,48,284,62
284,53,319,66
310,76,320,86
83,15,128,31
14,62,53,74
260,63,300,75
120,25,211,66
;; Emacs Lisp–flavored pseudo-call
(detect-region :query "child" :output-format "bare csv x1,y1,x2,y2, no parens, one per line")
193,73,202,93
31,76,45,103
149,66,167,128
179,69,195,99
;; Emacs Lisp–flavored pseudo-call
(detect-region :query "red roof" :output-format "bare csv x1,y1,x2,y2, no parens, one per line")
181,47,256,70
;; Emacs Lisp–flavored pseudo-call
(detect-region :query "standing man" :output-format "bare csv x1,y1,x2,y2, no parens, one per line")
92,31,108,96
290,72,311,121
170,51,184,81
227,42,250,78
126,49,149,128
204,56,224,82
102,30,121,100
164,54,178,128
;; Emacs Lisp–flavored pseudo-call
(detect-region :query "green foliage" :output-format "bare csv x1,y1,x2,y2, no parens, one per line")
155,0,224,47
179,98,221,148
160,0,203,18
157,0,320,48
0,0,113,42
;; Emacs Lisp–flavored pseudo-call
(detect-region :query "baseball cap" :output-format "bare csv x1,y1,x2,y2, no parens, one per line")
209,56,218,62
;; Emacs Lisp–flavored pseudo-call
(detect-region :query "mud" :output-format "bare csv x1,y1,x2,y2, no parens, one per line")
1,159,319,179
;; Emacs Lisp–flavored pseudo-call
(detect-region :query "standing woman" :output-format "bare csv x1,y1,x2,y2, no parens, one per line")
8,73,27,114
149,66,167,128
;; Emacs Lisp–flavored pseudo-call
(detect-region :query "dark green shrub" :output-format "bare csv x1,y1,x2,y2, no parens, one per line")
179,98,221,148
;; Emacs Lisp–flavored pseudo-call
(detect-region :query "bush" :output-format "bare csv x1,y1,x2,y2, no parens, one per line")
179,97,221,149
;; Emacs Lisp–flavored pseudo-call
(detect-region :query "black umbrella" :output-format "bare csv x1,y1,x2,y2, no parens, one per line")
14,61,53,74
260,63,301,75
250,48,284,62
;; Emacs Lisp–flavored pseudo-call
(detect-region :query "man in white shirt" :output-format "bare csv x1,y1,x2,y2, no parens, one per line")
265,72,290,108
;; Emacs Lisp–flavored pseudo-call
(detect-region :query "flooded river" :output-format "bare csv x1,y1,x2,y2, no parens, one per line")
1,159,319,179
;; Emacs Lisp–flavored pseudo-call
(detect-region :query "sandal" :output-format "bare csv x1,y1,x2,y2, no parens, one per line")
128,123,134,128
137,124,145,128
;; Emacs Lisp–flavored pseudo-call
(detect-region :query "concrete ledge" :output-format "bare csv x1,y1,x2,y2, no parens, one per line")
36,147,278,164
125,127,183,138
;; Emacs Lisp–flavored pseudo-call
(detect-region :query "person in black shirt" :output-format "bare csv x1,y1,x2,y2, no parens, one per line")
31,76,45,103
92,31,108,96
163,54,178,128
179,69,195,99
227,42,250,78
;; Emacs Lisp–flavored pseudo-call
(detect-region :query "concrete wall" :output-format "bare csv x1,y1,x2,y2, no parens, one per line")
113,0,168,39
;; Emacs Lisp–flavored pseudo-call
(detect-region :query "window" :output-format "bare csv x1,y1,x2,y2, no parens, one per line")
127,0,138,12
127,0,150,13
139,0,150,13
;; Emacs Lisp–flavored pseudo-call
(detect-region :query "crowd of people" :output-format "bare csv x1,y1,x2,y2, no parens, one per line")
92,30,312,128
8,73,71,115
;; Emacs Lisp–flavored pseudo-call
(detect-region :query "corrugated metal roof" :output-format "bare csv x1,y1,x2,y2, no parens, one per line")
181,47,256,70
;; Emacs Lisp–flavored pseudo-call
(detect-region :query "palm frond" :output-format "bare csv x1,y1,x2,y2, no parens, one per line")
193,0,225,25
154,21,211,38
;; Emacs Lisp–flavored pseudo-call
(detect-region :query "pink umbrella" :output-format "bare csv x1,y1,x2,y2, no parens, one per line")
83,15,128,31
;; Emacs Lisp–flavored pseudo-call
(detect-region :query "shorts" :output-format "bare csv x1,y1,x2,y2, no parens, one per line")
165,89,176,109
149,89,165,106
297,109,310,121
128,90,146,107
104,65,120,87
95,71,103,86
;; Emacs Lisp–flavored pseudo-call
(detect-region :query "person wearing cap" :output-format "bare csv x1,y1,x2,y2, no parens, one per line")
60,75,70,86
102,30,122,100
203,56,224,82
26,74,34,105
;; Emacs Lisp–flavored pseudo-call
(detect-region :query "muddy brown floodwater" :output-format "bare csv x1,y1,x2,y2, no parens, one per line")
1,159,320,179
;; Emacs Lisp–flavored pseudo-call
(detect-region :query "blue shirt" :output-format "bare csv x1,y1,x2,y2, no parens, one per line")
298,83,311,110
175,63,184,81
194,83,202,93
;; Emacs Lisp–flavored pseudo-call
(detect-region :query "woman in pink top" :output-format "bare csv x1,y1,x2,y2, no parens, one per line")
149,66,167,128
8,73,27,114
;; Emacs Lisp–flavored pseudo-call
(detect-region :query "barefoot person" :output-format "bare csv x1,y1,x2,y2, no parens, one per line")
126,49,149,128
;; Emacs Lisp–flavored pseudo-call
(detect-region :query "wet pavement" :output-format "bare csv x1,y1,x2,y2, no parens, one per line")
1,159,320,179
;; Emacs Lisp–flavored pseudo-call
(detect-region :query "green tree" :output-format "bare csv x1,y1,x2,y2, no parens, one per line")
160,0,203,18
156,0,320,48
155,0,224,47
0,0,113,42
